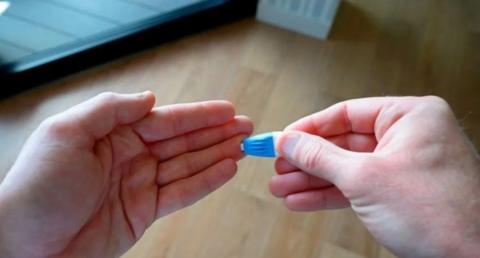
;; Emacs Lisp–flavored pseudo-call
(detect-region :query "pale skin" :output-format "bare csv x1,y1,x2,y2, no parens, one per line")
0,92,253,258
0,93,479,258
270,96,480,258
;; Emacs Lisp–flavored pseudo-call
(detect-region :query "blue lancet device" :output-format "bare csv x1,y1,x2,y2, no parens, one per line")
241,132,282,158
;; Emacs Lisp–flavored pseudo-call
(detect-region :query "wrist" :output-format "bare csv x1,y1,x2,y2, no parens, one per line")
0,192,12,258
453,204,480,257
442,188,480,257
0,183,20,258
409,166,480,258
443,158,480,258
443,232,480,258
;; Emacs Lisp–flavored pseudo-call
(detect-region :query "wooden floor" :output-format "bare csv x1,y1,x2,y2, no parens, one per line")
1,1,479,257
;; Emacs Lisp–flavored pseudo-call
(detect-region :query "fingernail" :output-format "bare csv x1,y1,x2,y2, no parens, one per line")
140,91,152,97
280,132,301,157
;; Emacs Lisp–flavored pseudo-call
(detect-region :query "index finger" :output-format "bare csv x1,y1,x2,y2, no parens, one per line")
133,100,235,142
285,97,395,136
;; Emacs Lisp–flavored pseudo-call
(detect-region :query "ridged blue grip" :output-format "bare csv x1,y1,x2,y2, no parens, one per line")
242,132,279,158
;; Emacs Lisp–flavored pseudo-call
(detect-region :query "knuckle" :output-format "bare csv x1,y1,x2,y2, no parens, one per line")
97,91,118,102
424,95,447,104
164,106,181,134
416,96,454,122
268,178,282,197
39,115,73,136
422,95,451,112
95,92,120,114
300,143,324,171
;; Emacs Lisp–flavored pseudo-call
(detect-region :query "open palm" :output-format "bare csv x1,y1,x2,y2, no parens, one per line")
0,92,252,258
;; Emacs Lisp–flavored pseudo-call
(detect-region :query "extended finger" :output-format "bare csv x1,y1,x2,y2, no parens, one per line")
150,116,253,161
156,135,245,187
269,171,332,198
285,97,395,136
156,159,237,217
274,158,299,174
133,101,235,142
284,187,350,211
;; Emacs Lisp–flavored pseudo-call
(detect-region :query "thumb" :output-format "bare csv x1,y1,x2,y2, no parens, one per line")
276,131,365,185
41,91,156,147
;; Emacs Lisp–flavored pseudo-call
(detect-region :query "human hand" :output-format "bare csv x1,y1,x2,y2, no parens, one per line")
0,92,253,258
269,97,480,258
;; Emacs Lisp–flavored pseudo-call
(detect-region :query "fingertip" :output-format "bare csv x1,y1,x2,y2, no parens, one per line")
275,131,302,159
274,158,297,174
268,175,284,198
214,100,234,108
234,115,254,135
284,194,314,212
122,91,156,121
232,134,249,160
215,100,236,116
284,189,350,211
206,100,236,125
284,195,303,212
141,91,156,107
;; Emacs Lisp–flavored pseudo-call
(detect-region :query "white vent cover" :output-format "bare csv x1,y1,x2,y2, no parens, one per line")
256,0,341,40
